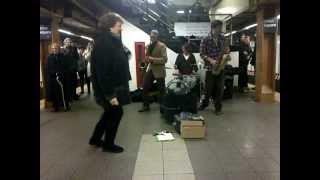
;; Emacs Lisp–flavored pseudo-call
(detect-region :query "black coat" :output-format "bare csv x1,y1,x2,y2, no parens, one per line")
174,53,198,75
91,31,131,107
62,46,79,73
45,53,71,102
238,42,252,66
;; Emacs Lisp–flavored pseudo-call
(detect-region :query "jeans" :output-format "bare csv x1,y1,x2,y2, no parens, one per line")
202,71,225,112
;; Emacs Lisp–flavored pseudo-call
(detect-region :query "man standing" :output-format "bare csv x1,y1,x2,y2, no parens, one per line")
62,38,80,101
238,34,252,92
77,47,87,94
138,30,168,112
198,20,228,115
83,42,94,94
46,43,71,112
89,13,131,153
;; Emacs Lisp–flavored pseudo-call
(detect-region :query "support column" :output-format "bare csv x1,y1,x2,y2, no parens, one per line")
255,6,277,102
51,9,63,45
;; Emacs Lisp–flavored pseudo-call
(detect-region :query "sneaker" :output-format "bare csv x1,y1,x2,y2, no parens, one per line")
102,144,124,153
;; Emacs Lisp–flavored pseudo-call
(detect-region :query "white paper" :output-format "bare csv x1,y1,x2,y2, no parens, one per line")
156,133,175,141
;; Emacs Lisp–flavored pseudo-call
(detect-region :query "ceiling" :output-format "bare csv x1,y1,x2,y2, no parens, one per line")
40,0,279,42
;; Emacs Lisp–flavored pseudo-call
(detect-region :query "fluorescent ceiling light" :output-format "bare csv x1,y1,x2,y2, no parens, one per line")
277,14,280,19
244,23,257,30
149,9,160,17
58,29,75,36
147,0,156,4
189,10,192,13
176,10,185,14
80,35,93,41
143,17,148,21
216,7,238,14
160,2,168,8
224,31,237,37
148,14,157,22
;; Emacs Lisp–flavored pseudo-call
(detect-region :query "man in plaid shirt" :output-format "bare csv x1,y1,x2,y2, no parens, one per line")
199,20,227,115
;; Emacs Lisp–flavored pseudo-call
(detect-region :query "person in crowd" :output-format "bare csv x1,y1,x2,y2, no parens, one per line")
46,43,71,112
78,47,87,94
62,38,80,101
83,42,94,94
198,20,228,115
238,33,252,93
138,30,168,112
174,43,198,75
89,13,131,153
250,41,256,68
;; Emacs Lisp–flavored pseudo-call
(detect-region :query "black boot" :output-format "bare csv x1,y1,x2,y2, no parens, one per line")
65,103,71,112
215,110,223,116
198,103,208,111
89,139,103,147
215,104,222,115
102,144,124,153
51,107,59,112
138,104,150,112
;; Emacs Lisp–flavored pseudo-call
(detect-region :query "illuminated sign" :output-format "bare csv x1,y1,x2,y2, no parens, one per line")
264,18,277,33
40,26,51,40
174,22,211,37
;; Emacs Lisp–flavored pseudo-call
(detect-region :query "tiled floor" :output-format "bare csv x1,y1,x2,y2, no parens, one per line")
40,92,280,180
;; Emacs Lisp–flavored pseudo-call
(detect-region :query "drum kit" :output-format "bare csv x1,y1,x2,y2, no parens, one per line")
166,65,201,98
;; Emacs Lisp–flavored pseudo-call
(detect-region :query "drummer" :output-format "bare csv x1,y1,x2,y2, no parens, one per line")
174,43,198,75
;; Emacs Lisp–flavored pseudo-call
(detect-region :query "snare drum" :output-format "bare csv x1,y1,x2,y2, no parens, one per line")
167,78,190,95
182,75,197,89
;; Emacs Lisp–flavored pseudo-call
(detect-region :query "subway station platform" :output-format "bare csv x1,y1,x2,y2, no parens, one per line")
40,93,279,180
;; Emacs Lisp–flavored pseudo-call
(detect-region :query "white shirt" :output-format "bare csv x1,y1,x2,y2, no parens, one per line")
183,54,190,61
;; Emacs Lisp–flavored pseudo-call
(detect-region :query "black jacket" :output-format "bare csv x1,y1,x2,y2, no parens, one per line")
238,42,252,66
62,46,79,73
91,31,131,107
174,53,198,75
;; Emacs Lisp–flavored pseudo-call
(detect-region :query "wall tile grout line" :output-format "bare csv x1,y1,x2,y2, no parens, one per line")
162,141,165,180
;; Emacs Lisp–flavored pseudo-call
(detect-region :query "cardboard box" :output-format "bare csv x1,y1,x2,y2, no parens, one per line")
180,120,206,139
181,120,204,127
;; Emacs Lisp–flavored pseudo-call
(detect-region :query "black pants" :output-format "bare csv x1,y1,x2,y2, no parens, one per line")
50,74,70,110
202,71,225,111
142,70,165,106
79,70,91,94
238,61,249,90
70,71,79,99
50,76,62,110
90,104,123,147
